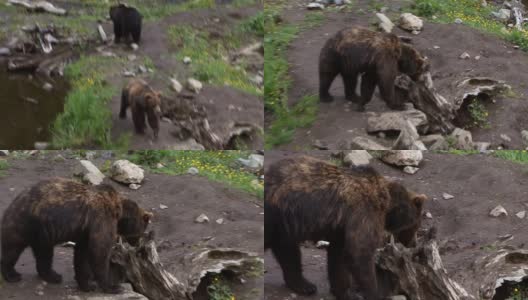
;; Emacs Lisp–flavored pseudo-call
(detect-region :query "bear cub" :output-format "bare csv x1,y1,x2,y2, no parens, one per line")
119,78,162,139
0,178,153,294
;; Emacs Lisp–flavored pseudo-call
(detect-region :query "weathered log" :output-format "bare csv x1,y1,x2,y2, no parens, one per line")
7,0,66,15
110,231,263,300
8,47,75,76
513,7,524,30
375,229,473,300
395,74,456,134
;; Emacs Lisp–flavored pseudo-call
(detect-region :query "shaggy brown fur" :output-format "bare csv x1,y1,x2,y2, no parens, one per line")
319,26,429,111
265,156,426,300
119,78,162,139
0,178,153,294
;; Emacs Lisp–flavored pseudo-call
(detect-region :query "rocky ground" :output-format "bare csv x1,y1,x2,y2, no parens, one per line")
272,0,528,150
264,150,528,299
0,151,264,300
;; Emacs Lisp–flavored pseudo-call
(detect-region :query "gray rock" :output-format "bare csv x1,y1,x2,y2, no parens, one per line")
171,139,205,150
500,133,512,142
187,167,199,175
0,150,9,156
420,134,445,147
42,82,53,91
0,47,11,56
399,13,423,32
183,56,192,64
170,78,183,93
343,150,372,166
424,212,433,219
474,141,491,153
367,110,427,133
123,70,135,77
403,166,419,174
130,43,139,51
521,130,528,144
450,128,474,150
515,211,526,219
442,193,454,200
127,54,137,61
492,8,511,20
391,296,407,300
454,18,463,24
129,183,141,190
76,160,105,185
459,52,471,59
34,142,49,150
312,139,329,150
195,213,209,223
216,218,224,224
381,150,423,167
238,154,264,169
393,120,420,150
351,137,389,150
159,204,168,210
376,13,394,33
187,78,203,93
489,205,508,217
138,65,147,73
307,2,325,9
316,240,330,248
110,160,144,184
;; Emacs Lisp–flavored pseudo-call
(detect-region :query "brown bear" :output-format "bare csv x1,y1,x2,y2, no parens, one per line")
119,78,162,139
264,156,426,300
319,26,430,111
0,178,153,294
109,4,143,44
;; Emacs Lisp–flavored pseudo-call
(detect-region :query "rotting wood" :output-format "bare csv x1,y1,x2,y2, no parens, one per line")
110,231,264,300
7,0,66,15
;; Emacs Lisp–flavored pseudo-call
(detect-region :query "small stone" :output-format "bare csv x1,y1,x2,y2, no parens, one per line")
433,45,440,49
316,240,330,248
442,193,454,200
76,160,105,186
0,150,9,156
129,183,141,190
35,291,44,296
170,78,183,93
67,296,82,300
343,150,372,166
110,160,144,184
187,167,199,175
0,47,11,56
161,117,172,123
475,55,481,60
34,142,49,150
425,212,433,219
195,213,209,223
127,54,137,61
381,150,422,167
513,45,520,49
500,134,512,142
474,142,491,153
391,296,407,300
307,2,325,9
187,78,203,94
156,163,164,169
159,204,168,210
138,65,147,73
454,18,463,24
42,82,53,91
123,70,135,77
183,56,192,64
459,52,471,59
399,13,423,32
130,43,139,51
376,13,394,33
403,166,419,174
216,218,224,224
313,139,329,150
515,211,526,219
489,205,508,217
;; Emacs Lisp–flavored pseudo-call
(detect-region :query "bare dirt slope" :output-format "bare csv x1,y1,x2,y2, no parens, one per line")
105,5,264,150
277,0,528,150
264,151,528,299
0,153,264,300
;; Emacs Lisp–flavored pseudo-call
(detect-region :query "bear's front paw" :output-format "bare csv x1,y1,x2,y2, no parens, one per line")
41,270,63,284
320,94,334,103
287,277,317,295
78,280,97,292
102,284,123,294
2,270,22,282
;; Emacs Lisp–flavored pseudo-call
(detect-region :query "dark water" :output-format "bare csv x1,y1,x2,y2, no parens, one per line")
0,68,68,149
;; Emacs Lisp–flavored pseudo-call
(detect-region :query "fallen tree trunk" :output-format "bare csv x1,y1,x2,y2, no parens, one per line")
110,231,263,300
375,229,473,300
8,47,75,76
7,0,66,15
513,7,524,30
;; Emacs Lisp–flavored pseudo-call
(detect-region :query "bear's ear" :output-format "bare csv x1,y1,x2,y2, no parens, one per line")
412,194,427,210
143,211,154,223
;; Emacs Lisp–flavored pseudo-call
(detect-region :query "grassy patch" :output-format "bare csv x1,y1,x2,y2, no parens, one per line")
467,98,490,128
492,150,528,164
167,19,262,96
128,150,263,199
0,159,9,177
264,7,326,148
412,0,528,51
207,275,234,300
51,55,127,149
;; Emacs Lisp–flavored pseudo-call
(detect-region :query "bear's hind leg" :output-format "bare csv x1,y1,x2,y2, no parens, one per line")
342,73,359,102
0,235,27,282
357,71,377,112
319,70,339,103
147,109,160,139
74,241,96,292
327,240,347,297
113,22,122,44
119,89,129,119
31,244,62,284
272,238,317,295
132,108,146,135
88,226,122,294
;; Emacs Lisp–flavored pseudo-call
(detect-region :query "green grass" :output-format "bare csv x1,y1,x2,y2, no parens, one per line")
167,18,262,96
264,7,326,149
51,55,127,149
412,0,528,51
128,151,263,199
467,98,490,128
207,275,234,300
492,150,528,164
0,159,8,177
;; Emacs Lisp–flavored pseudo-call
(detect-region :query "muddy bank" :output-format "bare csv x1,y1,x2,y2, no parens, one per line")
264,151,528,299
0,67,68,149
0,152,264,299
